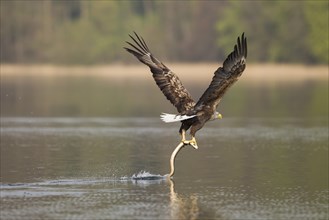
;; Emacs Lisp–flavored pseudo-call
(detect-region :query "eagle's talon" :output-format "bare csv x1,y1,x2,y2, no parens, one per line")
190,141,198,149
182,140,198,149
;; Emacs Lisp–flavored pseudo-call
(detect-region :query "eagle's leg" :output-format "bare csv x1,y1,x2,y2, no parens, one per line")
180,129,186,142
184,123,203,149
179,124,198,149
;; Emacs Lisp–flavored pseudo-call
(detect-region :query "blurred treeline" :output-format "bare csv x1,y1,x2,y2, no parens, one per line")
1,0,328,64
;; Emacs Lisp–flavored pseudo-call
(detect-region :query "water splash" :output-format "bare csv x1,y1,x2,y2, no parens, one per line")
121,170,168,181
132,171,168,180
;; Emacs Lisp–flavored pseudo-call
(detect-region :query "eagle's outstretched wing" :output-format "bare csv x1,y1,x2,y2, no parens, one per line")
124,32,195,114
195,33,247,110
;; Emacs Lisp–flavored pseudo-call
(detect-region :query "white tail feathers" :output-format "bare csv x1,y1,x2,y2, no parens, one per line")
160,113,196,123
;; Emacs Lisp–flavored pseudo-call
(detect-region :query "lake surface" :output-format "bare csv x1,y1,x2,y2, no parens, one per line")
1,65,328,219
1,117,328,219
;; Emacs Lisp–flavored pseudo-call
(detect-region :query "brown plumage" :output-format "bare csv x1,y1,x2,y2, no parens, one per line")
124,32,247,148
124,33,195,114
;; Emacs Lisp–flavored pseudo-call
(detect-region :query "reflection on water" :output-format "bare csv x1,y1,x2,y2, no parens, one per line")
1,71,328,118
1,117,328,219
169,179,207,220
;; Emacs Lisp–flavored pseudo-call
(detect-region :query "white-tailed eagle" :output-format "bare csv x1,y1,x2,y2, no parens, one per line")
124,32,247,176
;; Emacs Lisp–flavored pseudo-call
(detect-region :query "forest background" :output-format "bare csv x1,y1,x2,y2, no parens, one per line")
1,0,328,65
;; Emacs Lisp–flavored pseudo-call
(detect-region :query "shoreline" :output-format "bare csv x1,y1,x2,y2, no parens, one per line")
1,63,328,83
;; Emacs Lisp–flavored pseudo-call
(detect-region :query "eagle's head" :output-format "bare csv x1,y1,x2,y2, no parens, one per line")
210,111,222,121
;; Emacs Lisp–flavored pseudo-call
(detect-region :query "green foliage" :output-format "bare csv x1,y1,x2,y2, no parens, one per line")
304,1,329,64
50,1,139,64
0,0,327,64
215,1,326,63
